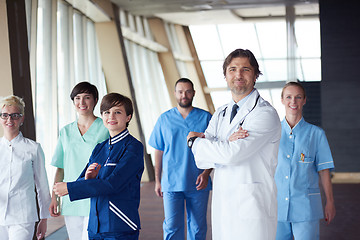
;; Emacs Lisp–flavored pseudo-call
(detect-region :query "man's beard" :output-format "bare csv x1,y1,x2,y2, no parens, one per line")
179,99,192,108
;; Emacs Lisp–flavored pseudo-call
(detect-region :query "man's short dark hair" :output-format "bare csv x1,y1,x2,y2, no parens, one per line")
222,49,262,79
174,78,194,90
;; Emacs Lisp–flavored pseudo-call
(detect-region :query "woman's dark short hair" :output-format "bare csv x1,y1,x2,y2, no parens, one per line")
281,81,306,99
70,82,99,102
222,49,262,79
100,93,133,127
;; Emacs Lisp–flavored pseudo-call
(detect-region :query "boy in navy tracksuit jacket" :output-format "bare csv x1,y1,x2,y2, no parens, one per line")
54,93,144,240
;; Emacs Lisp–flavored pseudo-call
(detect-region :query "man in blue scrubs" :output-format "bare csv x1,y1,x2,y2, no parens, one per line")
149,78,212,240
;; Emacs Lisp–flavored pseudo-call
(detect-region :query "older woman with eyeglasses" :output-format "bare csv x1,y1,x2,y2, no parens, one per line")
0,95,51,240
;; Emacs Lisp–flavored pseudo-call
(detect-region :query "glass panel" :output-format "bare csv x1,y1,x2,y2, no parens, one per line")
259,59,288,82
256,21,287,58
124,38,171,158
73,12,87,82
258,88,284,119
217,23,261,58
200,61,226,88
210,91,231,110
57,1,76,129
176,60,188,77
86,19,107,116
271,88,285,120
34,0,108,184
297,59,321,81
36,0,55,160
189,25,224,60
295,18,321,81
295,19,321,58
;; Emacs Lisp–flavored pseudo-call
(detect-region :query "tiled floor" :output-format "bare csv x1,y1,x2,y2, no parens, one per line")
46,182,360,240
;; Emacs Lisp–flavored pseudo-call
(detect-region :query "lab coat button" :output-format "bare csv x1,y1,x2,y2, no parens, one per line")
285,176,289,179
289,135,293,139
285,197,289,201
287,155,290,158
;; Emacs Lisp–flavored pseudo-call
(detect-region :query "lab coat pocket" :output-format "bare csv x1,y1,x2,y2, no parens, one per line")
235,183,268,220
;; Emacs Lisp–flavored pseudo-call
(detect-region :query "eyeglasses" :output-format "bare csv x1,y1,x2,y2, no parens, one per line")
0,113,23,120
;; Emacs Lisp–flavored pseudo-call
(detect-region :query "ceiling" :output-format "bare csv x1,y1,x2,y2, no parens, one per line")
110,0,319,25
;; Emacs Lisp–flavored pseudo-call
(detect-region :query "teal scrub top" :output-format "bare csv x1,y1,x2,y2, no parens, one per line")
275,118,335,222
51,117,109,216
149,107,212,192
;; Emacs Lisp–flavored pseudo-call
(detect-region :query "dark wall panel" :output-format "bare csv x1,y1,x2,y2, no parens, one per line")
302,81,321,127
320,0,360,172
6,0,36,141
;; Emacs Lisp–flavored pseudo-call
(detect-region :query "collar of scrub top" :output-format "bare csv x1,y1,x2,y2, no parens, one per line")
284,117,305,135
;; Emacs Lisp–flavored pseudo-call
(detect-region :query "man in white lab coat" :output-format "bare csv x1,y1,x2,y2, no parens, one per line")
187,49,281,240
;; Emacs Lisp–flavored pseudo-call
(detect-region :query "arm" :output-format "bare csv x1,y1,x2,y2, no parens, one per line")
33,145,51,220
319,169,336,224
154,149,163,197
53,163,101,197
193,108,281,166
66,141,144,201
49,168,64,217
195,168,213,190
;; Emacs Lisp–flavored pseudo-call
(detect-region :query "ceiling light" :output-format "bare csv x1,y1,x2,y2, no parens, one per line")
181,4,213,11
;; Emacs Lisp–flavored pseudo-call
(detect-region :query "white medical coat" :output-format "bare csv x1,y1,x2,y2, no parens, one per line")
0,132,51,225
192,89,281,240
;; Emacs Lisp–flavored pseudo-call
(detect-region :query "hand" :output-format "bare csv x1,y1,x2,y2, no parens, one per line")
49,195,60,217
85,163,101,180
195,173,209,190
36,219,47,239
154,181,163,197
187,132,205,141
228,127,249,142
53,182,68,197
324,200,336,225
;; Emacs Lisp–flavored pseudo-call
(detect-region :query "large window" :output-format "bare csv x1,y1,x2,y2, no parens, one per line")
119,10,171,159
30,0,107,181
189,6,321,120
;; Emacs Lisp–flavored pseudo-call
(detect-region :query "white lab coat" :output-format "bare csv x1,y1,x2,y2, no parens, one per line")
0,132,51,225
192,89,281,240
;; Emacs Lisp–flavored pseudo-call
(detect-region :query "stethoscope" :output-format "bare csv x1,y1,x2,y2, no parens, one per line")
215,95,260,137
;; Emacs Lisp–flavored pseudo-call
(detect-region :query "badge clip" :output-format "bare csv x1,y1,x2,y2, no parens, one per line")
300,153,305,162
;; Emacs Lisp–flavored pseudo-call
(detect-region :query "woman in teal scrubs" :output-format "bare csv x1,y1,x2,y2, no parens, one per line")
49,82,108,240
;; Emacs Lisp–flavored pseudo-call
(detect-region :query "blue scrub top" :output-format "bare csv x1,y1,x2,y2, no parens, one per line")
149,107,212,192
275,118,335,222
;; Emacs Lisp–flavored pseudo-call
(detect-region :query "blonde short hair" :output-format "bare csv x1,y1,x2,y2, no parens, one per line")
0,95,25,115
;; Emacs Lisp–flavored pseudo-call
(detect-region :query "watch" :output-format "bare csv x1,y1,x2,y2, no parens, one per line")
187,136,198,148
